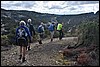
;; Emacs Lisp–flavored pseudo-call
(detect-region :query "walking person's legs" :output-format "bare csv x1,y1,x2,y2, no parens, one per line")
38,33,42,44
22,46,26,62
50,31,54,42
61,30,63,40
18,39,22,60
40,33,43,44
28,43,31,50
19,46,22,59
18,39,27,62
26,38,31,51
22,40,28,62
59,30,62,40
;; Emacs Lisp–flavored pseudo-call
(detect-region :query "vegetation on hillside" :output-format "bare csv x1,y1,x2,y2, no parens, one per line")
60,19,99,66
1,8,99,66
1,8,99,47
76,20,99,47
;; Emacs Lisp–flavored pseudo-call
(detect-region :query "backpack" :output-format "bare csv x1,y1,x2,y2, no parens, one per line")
38,25,43,33
48,24,54,31
17,27,27,40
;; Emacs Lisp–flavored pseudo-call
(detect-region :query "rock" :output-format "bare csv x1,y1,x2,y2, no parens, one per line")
56,61,60,64
63,60,77,66
77,51,90,65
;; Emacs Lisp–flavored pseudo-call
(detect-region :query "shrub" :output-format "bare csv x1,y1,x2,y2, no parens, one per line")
77,21,99,47
1,35,10,46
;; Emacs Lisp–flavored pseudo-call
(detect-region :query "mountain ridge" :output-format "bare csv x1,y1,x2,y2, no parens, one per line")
1,8,99,16
1,8,99,35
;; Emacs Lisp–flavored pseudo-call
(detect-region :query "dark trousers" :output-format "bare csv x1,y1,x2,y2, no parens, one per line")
38,33,43,44
58,30,63,40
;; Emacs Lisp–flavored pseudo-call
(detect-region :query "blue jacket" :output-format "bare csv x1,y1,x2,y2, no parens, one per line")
16,26,31,41
38,25,44,33
48,24,55,32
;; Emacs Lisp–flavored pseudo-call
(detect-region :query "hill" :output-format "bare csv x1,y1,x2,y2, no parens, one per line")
1,8,99,66
1,8,99,45
1,8,99,34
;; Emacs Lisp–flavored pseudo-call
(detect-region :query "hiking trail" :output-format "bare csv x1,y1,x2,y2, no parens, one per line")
1,37,78,66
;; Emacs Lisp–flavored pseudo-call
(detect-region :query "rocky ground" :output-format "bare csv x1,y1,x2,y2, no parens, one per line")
2,37,98,66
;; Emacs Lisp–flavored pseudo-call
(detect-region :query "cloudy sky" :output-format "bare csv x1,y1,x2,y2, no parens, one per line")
1,1,99,15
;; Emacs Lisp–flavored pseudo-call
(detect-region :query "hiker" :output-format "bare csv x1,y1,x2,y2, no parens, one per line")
48,22,55,42
57,22,64,40
16,20,32,62
26,19,36,50
37,22,44,44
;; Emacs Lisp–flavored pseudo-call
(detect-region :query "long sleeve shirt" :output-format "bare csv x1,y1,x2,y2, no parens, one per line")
16,25,31,41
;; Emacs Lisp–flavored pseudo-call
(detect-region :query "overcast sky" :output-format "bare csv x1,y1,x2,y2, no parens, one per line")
1,1,99,15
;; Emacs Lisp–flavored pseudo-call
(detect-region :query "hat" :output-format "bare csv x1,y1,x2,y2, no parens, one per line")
28,19,31,22
19,20,26,26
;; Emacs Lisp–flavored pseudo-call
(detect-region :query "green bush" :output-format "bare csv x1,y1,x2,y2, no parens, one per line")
53,31,59,38
77,21,99,46
1,35,10,46
1,35,8,39
44,29,50,38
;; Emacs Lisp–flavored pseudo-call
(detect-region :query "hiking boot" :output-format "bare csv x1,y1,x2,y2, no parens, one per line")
51,39,53,42
39,40,42,44
22,57,26,62
59,37,62,40
19,55,22,60
28,46,31,51
26,46,27,50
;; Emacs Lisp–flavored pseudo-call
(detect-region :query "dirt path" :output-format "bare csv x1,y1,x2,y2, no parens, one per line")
1,37,78,66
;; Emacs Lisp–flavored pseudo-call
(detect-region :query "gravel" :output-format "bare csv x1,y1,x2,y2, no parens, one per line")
1,37,78,66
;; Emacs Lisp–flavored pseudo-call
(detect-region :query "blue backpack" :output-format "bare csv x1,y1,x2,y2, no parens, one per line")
38,25,43,33
48,24,54,31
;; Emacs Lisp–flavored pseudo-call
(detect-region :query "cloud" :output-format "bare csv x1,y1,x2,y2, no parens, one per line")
70,7,77,11
43,1,68,9
79,1,99,4
1,1,99,15
65,1,99,5
1,1,35,9
47,5,66,9
21,2,35,8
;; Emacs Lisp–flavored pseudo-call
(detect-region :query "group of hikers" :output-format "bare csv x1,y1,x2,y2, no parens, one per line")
15,18,64,62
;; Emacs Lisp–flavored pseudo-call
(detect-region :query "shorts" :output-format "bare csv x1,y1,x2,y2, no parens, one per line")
17,38,28,47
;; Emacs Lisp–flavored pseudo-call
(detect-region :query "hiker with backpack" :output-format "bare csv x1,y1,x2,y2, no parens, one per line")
37,22,44,44
48,22,55,42
26,19,36,50
16,20,32,62
57,22,64,40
